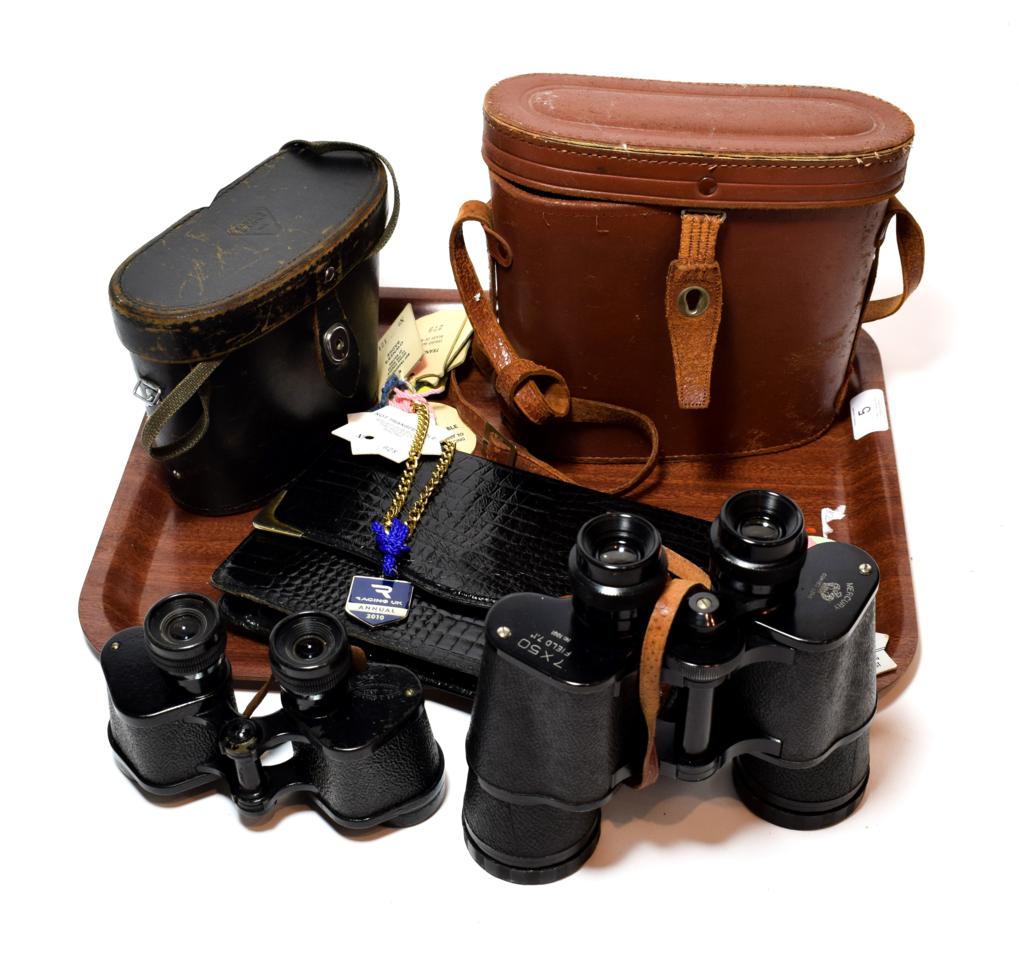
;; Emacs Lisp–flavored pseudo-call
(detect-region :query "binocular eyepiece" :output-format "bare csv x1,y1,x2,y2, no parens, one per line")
143,593,227,682
268,610,352,701
709,489,807,596
140,597,359,706
569,512,668,635
103,595,446,832
572,512,664,583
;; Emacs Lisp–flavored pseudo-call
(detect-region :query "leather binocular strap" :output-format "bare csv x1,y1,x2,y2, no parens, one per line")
862,198,924,323
449,201,660,497
636,547,711,790
664,211,726,410
141,141,398,463
448,371,572,483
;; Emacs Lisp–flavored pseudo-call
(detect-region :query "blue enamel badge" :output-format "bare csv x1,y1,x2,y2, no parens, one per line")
344,575,414,629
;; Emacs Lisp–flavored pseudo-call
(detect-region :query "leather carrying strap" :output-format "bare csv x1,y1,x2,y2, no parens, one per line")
862,198,924,322
449,201,660,496
448,371,569,483
142,141,399,463
664,212,726,409
636,547,711,789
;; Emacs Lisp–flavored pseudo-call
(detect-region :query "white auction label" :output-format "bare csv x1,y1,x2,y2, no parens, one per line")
874,631,896,675
333,407,442,462
849,389,889,440
875,649,898,676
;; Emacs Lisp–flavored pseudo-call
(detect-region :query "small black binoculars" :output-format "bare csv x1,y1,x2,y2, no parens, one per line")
101,595,445,829
463,489,880,883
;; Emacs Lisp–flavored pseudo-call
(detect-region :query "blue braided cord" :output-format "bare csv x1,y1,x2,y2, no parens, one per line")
371,518,411,578
372,373,411,411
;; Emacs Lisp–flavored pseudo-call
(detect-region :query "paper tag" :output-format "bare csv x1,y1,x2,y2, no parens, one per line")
430,402,477,453
413,306,473,389
377,304,423,396
345,575,414,628
874,631,896,675
821,505,847,538
850,389,889,440
875,649,897,676
334,407,441,462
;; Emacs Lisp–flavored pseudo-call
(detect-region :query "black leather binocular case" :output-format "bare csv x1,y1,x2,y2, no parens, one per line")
463,492,879,884
109,141,397,515
101,595,445,830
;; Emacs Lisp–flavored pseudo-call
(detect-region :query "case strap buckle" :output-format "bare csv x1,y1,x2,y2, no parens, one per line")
133,377,162,412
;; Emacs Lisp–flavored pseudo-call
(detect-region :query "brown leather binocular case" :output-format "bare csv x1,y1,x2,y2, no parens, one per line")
450,75,925,494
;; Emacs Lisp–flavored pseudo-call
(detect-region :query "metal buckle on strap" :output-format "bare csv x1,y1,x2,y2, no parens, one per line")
481,421,517,469
133,377,162,413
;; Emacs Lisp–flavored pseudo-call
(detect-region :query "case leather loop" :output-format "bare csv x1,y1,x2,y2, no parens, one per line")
449,371,572,483
450,202,559,408
449,201,661,496
664,212,726,409
636,547,712,789
862,198,924,323
493,359,570,425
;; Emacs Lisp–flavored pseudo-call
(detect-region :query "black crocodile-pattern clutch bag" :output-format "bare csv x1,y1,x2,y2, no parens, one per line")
213,439,710,699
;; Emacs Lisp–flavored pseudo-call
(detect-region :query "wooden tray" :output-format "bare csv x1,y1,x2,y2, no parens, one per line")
79,288,917,694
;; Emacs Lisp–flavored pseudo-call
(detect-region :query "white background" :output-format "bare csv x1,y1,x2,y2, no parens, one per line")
3,2,1017,954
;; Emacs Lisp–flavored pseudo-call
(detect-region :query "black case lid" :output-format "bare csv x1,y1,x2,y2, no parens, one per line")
110,142,387,363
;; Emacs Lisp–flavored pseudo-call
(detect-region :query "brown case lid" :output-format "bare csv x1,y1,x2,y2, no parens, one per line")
483,75,914,208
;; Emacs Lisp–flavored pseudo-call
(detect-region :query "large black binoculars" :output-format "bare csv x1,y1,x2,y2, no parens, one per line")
102,595,445,829
463,490,879,883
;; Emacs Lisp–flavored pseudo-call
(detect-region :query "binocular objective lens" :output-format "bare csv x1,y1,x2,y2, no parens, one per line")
162,610,206,642
294,635,327,661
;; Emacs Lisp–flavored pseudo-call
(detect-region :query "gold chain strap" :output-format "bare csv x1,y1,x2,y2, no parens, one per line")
380,402,457,536
404,437,457,533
